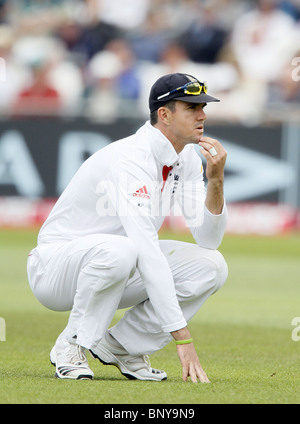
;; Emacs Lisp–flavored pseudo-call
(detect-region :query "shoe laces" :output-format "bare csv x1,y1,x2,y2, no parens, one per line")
68,344,87,366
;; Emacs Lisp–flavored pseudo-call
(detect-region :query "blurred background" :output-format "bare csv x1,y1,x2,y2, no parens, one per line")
0,0,300,235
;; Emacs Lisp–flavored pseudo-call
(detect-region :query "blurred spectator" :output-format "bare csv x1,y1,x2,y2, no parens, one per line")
230,0,297,83
12,60,62,117
159,42,198,74
0,25,31,114
207,73,268,124
211,0,253,31
0,0,8,24
73,20,122,60
47,59,84,116
85,39,141,120
8,0,69,35
179,1,228,63
142,0,198,36
278,0,300,21
76,0,151,60
85,50,122,122
127,8,171,63
11,35,84,116
0,0,298,122
86,0,151,30
55,18,89,64
105,39,140,101
10,36,67,117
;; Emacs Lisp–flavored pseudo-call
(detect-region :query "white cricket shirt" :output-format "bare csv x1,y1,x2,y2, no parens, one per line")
38,121,227,333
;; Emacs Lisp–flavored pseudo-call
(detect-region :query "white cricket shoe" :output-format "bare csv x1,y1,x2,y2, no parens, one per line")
89,334,167,381
50,337,94,380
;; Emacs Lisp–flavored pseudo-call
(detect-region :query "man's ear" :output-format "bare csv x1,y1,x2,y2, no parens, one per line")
157,106,172,126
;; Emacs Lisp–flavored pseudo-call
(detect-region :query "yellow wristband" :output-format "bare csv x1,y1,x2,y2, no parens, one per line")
175,338,193,345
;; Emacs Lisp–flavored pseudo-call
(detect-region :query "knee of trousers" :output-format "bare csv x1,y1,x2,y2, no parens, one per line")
90,236,138,283
185,248,228,296
205,249,228,293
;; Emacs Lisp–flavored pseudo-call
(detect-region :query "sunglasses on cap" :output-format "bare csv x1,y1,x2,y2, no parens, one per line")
157,81,208,101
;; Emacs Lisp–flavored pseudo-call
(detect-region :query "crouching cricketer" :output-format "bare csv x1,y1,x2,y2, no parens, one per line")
27,73,228,383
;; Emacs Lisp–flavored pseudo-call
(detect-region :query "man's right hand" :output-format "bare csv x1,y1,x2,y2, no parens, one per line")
176,342,210,383
171,326,210,383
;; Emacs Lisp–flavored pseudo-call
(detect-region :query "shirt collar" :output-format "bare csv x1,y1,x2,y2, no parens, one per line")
144,120,181,167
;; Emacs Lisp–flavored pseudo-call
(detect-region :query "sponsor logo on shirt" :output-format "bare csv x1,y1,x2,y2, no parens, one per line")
133,185,150,199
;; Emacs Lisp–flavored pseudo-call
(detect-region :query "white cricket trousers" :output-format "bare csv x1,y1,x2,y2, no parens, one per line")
27,234,228,355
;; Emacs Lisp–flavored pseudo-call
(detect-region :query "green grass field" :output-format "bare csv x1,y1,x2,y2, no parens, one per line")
0,228,299,404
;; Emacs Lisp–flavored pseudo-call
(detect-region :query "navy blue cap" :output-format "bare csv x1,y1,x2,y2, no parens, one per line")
149,73,219,113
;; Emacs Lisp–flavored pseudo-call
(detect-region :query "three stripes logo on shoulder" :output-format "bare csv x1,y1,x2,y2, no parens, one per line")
133,186,150,199
0,317,6,341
